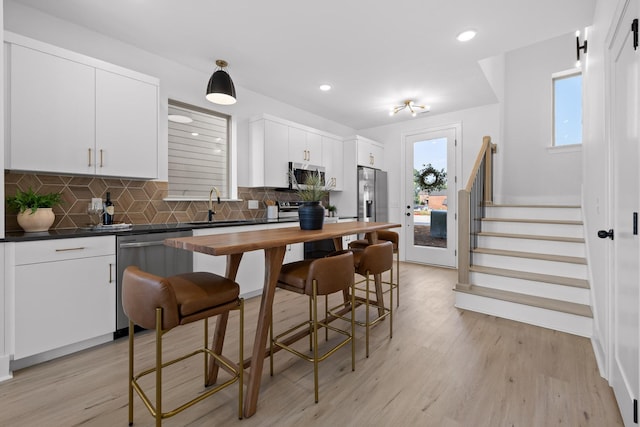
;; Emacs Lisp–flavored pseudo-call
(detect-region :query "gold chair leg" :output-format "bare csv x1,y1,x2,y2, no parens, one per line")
308,297,313,352
390,270,393,339
365,274,370,358
204,318,209,386
155,308,163,427
312,281,319,404
396,251,400,307
128,320,134,426
350,283,356,372
238,299,244,420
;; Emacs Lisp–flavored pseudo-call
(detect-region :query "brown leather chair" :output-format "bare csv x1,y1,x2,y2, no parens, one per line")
269,251,355,403
348,230,400,307
122,266,244,426
340,241,394,358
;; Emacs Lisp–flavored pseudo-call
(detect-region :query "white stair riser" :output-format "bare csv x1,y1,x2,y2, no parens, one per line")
454,292,593,337
485,207,581,221
480,221,583,237
472,253,587,279
477,236,585,257
469,272,590,305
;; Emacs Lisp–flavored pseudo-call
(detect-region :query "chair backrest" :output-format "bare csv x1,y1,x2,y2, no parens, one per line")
306,250,355,296
358,241,393,275
377,230,399,245
122,266,180,331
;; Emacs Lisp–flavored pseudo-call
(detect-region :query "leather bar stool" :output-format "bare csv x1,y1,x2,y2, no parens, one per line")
122,266,244,426
348,230,400,307
335,241,394,358
269,250,355,403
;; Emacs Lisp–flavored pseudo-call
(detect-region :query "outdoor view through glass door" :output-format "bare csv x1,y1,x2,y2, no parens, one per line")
404,126,458,267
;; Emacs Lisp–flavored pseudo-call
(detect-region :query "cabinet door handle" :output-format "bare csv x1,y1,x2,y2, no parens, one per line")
109,263,114,283
55,247,86,252
100,149,104,168
88,148,92,167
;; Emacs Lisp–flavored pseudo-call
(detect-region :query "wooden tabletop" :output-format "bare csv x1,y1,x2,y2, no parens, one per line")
164,221,401,255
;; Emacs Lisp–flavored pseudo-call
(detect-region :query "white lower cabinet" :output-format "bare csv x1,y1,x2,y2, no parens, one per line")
193,225,269,297
12,236,115,360
338,218,358,249
266,222,304,263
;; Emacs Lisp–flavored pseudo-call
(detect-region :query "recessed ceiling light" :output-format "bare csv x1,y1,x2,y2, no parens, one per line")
319,84,332,91
191,132,199,136
457,30,477,42
168,114,193,123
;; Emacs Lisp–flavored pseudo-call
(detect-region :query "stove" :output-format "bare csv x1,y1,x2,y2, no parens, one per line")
276,201,302,218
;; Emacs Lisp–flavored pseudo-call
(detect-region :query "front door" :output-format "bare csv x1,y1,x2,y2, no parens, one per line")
403,125,458,267
609,3,639,425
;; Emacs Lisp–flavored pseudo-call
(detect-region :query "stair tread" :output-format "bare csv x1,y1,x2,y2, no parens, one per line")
481,217,583,225
472,247,587,264
455,284,593,318
469,265,590,288
476,231,584,243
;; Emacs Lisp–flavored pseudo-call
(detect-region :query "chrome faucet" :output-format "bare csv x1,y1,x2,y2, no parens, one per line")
208,186,221,222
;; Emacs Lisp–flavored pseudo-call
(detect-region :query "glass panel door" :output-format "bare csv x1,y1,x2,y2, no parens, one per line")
404,127,457,267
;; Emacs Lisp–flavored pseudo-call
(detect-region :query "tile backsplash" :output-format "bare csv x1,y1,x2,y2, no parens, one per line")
4,172,304,231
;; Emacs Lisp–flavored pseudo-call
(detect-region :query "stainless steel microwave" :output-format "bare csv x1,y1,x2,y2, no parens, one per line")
288,162,326,190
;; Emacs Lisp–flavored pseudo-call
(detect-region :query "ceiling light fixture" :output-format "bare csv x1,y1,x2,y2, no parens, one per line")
206,59,237,105
168,114,193,123
319,84,332,91
457,30,477,42
389,100,429,117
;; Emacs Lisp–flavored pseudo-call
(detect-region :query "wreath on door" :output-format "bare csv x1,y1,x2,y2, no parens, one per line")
416,163,447,193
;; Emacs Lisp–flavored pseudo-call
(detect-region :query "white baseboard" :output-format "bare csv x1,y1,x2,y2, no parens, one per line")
0,354,13,383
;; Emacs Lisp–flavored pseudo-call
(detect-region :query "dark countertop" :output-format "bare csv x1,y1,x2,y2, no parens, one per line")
2,217,302,242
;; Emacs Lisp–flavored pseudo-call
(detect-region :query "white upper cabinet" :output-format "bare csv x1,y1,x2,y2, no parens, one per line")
322,136,344,191
95,70,158,178
249,119,289,188
8,44,96,175
5,33,159,179
289,127,322,165
249,114,342,188
356,136,384,169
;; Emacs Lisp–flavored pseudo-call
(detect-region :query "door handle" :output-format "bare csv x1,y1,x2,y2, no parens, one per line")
597,229,614,240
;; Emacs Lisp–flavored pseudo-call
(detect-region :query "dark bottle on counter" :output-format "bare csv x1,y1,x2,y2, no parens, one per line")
103,192,114,225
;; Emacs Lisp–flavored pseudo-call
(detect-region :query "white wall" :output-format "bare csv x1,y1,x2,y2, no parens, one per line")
3,1,356,187
502,32,583,204
357,103,500,252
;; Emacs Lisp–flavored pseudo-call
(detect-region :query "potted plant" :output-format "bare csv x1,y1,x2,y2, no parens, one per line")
290,170,333,230
326,204,338,217
7,187,64,232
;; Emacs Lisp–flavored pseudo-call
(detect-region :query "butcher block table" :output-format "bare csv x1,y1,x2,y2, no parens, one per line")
164,221,401,417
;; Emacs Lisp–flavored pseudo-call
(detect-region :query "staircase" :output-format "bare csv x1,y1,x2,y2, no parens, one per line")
454,204,593,337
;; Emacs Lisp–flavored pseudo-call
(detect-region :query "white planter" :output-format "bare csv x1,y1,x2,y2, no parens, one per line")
17,208,55,232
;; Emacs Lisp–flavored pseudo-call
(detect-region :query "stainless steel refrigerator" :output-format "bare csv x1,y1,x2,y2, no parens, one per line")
358,166,388,222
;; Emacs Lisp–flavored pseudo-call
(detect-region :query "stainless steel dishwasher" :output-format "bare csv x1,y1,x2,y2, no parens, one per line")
115,230,193,338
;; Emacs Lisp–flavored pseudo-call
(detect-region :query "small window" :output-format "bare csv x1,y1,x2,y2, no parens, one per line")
167,100,230,199
553,70,582,146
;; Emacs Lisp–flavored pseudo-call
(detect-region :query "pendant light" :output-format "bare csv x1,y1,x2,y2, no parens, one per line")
206,59,237,105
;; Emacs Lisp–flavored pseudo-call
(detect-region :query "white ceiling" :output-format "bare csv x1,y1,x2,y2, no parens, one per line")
8,0,595,130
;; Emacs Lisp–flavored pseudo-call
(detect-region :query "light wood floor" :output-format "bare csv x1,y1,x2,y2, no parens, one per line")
0,262,623,426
